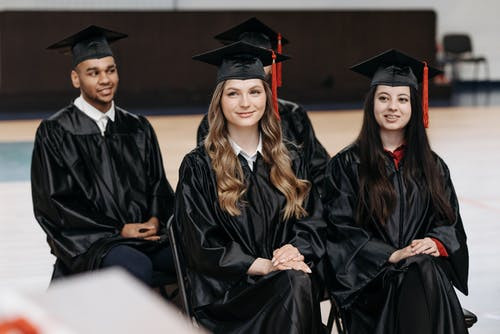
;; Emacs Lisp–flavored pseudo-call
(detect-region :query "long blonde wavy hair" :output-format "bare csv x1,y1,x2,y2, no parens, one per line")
204,79,310,220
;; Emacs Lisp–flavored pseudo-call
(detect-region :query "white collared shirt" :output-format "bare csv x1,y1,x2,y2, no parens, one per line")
74,95,115,136
228,134,263,171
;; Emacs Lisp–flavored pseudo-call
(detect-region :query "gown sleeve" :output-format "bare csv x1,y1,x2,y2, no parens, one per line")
284,102,330,196
425,157,469,294
31,121,122,267
196,114,209,145
288,148,327,267
323,151,396,307
174,153,255,280
140,116,175,227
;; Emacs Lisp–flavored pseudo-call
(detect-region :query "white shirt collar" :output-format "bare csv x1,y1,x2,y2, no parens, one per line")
228,134,263,171
74,95,115,122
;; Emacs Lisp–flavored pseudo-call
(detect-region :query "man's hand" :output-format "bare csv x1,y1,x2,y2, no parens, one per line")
120,217,160,241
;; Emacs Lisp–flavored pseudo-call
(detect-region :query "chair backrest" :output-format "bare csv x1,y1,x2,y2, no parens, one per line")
166,215,193,318
443,34,473,55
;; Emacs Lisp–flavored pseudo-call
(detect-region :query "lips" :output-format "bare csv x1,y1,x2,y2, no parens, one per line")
237,111,255,118
384,114,400,121
98,87,113,95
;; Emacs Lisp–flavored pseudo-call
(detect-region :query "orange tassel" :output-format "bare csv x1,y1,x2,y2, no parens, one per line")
422,61,429,128
277,33,283,87
271,51,280,120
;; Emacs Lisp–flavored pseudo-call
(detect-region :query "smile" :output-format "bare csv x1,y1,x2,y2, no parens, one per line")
237,111,255,118
384,114,400,121
98,87,113,94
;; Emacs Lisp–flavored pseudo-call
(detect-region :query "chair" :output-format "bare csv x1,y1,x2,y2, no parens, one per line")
166,215,194,320
463,308,478,328
326,295,346,334
442,33,489,82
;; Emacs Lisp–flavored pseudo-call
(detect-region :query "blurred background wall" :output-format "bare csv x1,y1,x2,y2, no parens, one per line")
0,0,496,113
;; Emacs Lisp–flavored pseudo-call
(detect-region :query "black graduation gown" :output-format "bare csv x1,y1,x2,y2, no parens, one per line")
31,104,175,276
196,99,330,195
175,145,326,334
323,144,469,334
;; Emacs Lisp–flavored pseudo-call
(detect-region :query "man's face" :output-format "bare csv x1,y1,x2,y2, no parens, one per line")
71,56,119,112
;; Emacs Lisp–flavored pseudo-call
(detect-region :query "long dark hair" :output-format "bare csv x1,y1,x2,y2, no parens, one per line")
356,85,455,226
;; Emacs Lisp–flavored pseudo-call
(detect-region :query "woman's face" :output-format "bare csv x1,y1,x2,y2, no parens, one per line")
373,85,412,134
221,79,266,132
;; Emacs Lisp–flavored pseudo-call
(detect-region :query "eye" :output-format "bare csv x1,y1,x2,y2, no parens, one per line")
398,97,409,103
88,71,98,77
107,68,116,74
226,91,238,97
250,89,262,95
378,95,389,102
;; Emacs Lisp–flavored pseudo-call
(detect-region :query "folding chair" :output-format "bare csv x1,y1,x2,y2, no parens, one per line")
166,215,195,321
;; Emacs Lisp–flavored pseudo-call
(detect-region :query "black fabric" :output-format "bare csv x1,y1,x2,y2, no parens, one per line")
192,41,289,83
47,25,127,67
323,144,469,334
213,17,290,49
350,49,442,89
196,99,330,196
174,145,326,333
31,104,175,275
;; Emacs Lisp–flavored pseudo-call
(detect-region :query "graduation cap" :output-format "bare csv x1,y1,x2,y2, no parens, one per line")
214,17,289,87
47,25,127,68
350,49,443,128
193,41,289,118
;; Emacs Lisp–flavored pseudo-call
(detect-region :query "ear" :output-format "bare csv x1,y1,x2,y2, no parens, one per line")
71,70,80,89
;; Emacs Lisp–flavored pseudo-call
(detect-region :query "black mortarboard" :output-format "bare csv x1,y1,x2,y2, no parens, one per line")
214,17,289,50
192,41,289,83
193,41,289,118
350,49,442,90
350,49,443,128
47,25,127,68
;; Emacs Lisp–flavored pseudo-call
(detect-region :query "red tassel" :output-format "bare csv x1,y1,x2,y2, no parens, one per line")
277,33,283,87
271,51,280,120
422,61,429,128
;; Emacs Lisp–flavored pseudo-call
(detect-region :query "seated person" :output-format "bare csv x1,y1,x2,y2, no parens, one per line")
175,42,326,333
323,49,469,334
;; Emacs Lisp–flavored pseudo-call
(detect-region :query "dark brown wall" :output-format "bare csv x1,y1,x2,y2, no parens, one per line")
0,10,438,111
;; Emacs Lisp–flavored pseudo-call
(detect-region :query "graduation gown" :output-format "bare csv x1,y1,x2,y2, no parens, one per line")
323,144,469,334
175,145,326,334
196,99,330,195
31,104,175,276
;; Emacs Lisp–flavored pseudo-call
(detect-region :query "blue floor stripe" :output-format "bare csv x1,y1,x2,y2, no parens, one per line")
0,142,33,182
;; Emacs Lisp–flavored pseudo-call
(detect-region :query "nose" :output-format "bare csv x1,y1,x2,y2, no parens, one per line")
98,72,111,85
388,98,398,111
240,93,250,108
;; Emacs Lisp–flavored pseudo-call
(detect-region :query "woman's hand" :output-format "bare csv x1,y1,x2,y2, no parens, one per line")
388,245,414,264
247,257,312,276
271,244,304,267
410,237,440,257
247,258,275,276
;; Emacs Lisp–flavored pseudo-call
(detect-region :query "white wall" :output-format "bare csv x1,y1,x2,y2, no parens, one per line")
1,0,497,79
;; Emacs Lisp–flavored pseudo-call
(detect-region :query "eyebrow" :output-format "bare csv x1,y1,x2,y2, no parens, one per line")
85,64,116,72
225,85,263,91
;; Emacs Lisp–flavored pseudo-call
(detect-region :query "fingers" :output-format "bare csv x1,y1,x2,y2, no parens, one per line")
143,236,161,241
275,260,312,274
410,238,437,255
271,244,302,266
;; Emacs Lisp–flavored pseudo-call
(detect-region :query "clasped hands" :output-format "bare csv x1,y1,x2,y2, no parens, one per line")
120,216,160,241
247,244,311,276
388,237,440,264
